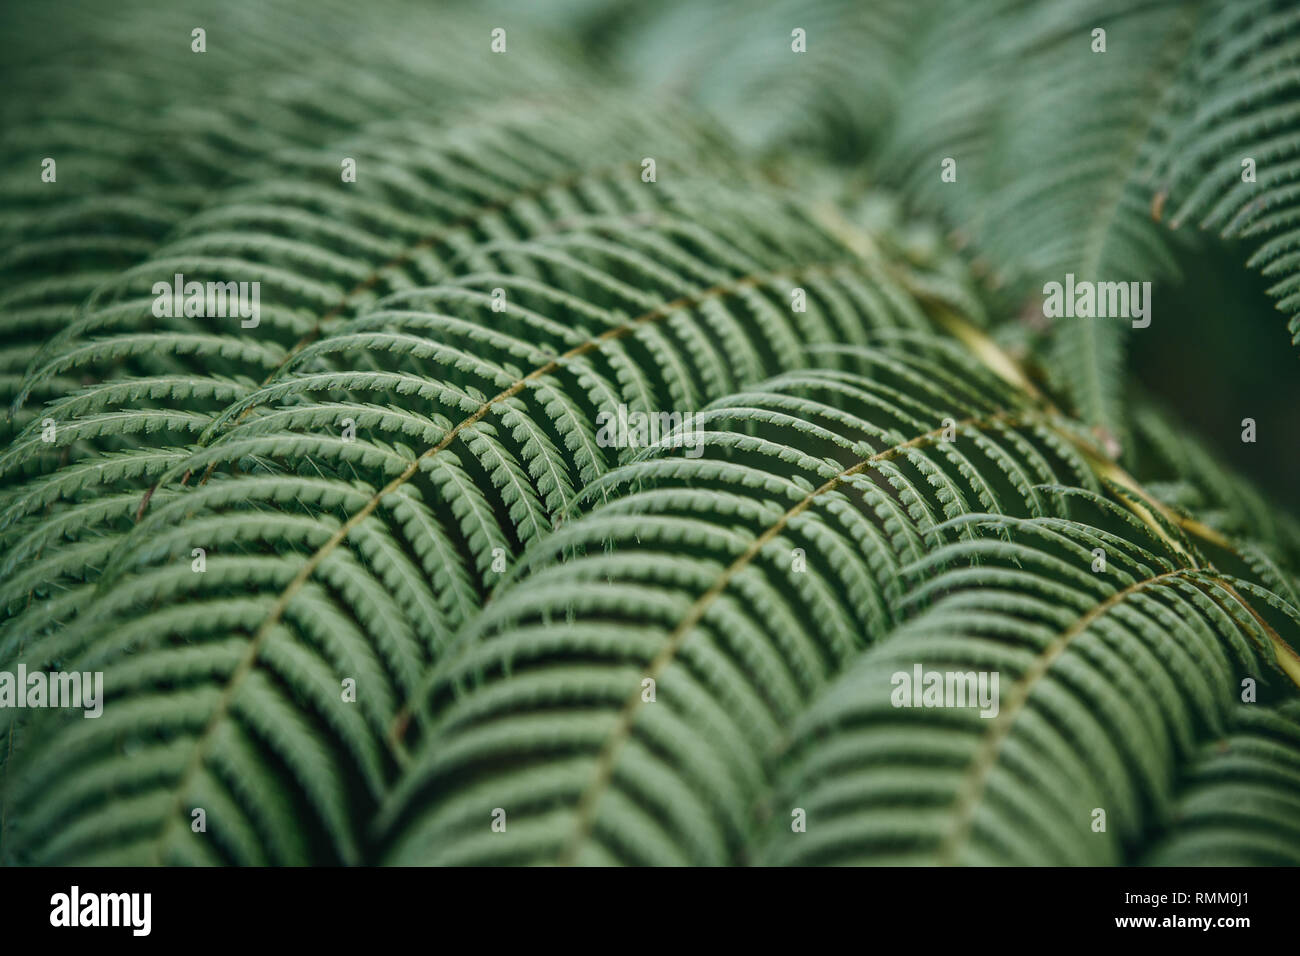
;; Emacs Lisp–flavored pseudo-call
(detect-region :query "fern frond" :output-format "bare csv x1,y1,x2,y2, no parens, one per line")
1160,0,1300,344
5,0,1296,872
1145,701,1300,864
1,144,985,864
755,519,1299,865
373,335,1297,865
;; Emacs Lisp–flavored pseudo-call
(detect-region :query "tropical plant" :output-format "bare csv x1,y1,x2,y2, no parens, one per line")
0,0,1297,867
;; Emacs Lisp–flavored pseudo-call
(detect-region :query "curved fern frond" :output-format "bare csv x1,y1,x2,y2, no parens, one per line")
1159,0,1300,345
373,335,1296,865
0,151,981,864
1145,701,1300,865
4,0,1296,872
589,0,1300,445
1,0,606,450
756,516,1300,865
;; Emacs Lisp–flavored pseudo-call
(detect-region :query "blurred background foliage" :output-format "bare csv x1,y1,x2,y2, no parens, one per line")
491,0,1300,512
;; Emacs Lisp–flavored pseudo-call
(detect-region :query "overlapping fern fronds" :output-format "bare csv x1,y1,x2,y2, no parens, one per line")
1,30,991,860
578,0,1300,447
376,337,1300,865
759,511,1298,865
0,0,599,457
2,0,1298,867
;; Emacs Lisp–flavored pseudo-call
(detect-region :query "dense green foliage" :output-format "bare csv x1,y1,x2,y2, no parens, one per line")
1,0,1298,866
